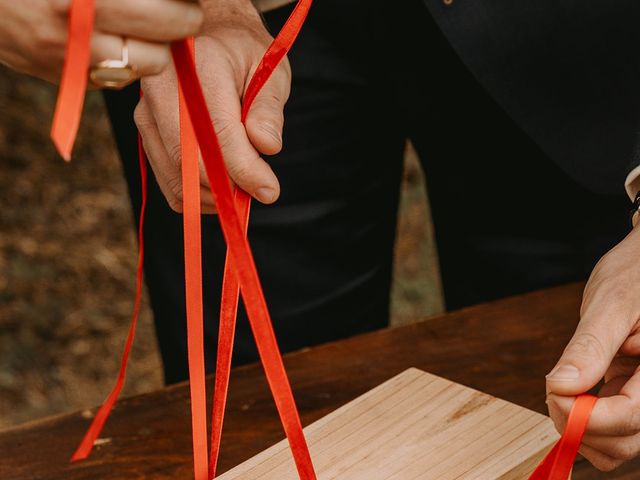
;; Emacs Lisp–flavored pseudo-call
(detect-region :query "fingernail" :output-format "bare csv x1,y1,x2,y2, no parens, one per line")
261,123,282,145
546,365,580,381
255,187,277,203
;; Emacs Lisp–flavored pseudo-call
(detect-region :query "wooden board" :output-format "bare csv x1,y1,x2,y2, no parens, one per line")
219,368,558,480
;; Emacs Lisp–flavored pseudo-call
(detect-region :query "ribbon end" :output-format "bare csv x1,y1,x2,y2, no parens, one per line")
70,435,93,463
70,449,87,463
51,129,73,162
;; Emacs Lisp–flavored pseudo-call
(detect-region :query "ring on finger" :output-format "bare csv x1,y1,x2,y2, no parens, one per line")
89,37,138,89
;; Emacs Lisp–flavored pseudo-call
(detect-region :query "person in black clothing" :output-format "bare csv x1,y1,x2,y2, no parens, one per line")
106,0,640,470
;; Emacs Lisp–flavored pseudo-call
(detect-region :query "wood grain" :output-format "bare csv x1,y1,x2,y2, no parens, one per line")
0,283,638,479
219,368,558,479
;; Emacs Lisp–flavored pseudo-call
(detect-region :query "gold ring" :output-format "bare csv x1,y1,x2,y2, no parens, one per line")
89,38,137,89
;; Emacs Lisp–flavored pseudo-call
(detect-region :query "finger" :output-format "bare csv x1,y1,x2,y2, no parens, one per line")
546,394,572,434
548,382,640,438
140,70,213,199
244,60,291,155
134,98,216,213
582,432,640,461
92,34,170,78
546,311,626,396
584,370,640,436
579,444,624,472
621,331,640,356
95,0,203,42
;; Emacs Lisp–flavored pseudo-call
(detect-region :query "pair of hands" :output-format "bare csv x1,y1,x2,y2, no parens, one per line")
6,0,640,473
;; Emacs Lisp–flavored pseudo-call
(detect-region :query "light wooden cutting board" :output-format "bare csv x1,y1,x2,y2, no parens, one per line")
218,368,559,479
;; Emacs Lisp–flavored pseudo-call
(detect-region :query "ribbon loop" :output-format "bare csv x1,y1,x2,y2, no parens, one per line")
529,395,597,480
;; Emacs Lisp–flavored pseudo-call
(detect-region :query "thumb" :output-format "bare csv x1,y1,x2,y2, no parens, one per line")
197,54,281,204
244,61,291,156
546,318,622,396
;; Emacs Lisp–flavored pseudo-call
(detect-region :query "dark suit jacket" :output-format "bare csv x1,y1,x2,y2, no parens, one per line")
424,0,640,194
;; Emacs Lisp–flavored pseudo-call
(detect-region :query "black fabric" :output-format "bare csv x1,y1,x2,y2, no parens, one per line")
104,0,629,384
423,0,640,194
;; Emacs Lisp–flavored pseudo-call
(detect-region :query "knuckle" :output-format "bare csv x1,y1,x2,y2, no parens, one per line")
133,105,147,129
165,175,184,209
625,403,640,435
214,118,237,149
616,443,638,462
168,143,183,166
567,331,607,361
33,26,65,55
596,458,620,472
148,47,171,75
179,6,204,36
165,196,183,213
225,156,253,183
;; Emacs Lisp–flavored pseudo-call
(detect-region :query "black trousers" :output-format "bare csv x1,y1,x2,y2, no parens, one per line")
105,0,630,384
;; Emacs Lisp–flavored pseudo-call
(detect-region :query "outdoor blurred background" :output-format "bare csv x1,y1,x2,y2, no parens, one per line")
0,67,443,429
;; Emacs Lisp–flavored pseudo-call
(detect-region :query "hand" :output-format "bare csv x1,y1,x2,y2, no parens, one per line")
546,224,640,471
135,0,289,212
0,0,203,84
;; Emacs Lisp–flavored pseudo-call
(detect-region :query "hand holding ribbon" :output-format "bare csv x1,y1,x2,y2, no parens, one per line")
135,0,289,213
54,0,316,478
48,0,204,159
546,225,640,472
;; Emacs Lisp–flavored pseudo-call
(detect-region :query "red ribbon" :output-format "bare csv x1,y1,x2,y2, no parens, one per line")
171,31,316,478
529,394,597,480
54,1,316,479
178,37,210,480
51,0,95,161
208,2,313,477
53,2,594,479
70,131,148,461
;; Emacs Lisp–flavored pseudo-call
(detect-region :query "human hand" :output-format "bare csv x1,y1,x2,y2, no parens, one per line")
0,0,203,84
546,224,640,471
135,0,290,212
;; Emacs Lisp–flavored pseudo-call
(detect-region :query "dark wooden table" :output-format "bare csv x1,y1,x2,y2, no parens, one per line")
1,283,638,479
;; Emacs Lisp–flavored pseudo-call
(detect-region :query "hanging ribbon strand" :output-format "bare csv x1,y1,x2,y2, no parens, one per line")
57,0,315,477
51,0,95,161
208,1,313,477
178,37,210,480
71,134,148,461
171,36,317,479
528,394,597,480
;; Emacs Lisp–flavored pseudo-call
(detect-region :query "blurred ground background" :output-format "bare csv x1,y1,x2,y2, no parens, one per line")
0,67,443,429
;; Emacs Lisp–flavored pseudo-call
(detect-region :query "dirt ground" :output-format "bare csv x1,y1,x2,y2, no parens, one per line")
0,67,442,429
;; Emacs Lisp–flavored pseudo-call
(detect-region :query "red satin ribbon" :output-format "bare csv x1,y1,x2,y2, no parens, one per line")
58,2,316,477
529,394,597,480
51,0,95,161
50,2,598,479
172,31,316,478
209,2,313,477
178,37,210,480
70,132,148,461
